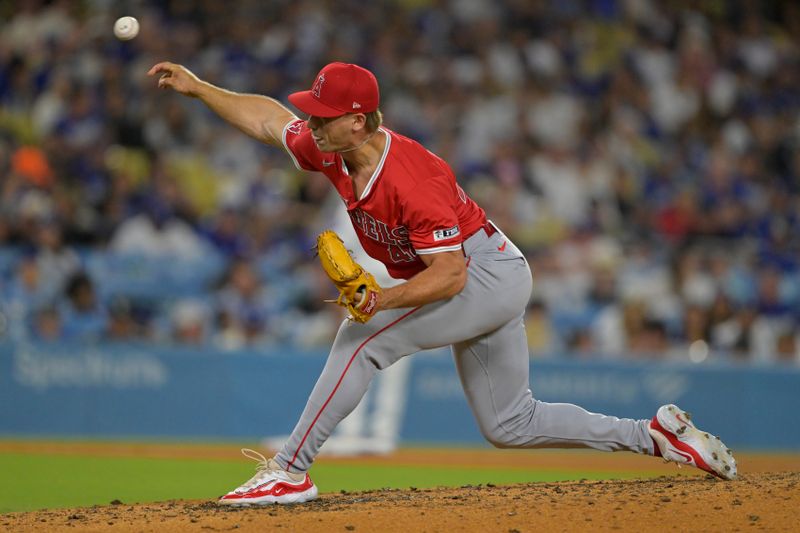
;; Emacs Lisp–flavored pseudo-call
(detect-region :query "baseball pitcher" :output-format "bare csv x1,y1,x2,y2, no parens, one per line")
148,61,738,505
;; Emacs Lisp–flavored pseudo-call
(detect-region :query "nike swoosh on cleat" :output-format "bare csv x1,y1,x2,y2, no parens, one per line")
673,449,694,464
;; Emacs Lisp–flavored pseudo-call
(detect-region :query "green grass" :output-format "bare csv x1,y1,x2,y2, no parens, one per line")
0,453,242,513
0,452,655,514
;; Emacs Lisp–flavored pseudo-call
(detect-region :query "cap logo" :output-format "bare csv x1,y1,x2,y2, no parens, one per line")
312,73,325,98
352,102,361,109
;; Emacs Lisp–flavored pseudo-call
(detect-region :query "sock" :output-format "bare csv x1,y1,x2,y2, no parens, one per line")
652,436,663,457
649,418,663,457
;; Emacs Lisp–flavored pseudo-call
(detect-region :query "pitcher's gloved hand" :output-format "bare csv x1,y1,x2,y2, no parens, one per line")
316,230,382,323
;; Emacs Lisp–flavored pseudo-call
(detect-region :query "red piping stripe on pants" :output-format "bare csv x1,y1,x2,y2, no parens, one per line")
287,306,422,470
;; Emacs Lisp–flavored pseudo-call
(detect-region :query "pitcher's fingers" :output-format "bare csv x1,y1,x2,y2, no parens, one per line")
158,74,174,89
147,62,174,76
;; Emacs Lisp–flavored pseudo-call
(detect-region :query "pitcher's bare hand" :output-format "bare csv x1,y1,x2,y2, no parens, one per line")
147,62,202,97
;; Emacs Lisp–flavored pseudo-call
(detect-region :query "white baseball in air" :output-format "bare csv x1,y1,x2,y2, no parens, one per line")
113,16,139,41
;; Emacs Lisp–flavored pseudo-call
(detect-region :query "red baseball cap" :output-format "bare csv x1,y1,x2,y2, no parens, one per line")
288,62,380,118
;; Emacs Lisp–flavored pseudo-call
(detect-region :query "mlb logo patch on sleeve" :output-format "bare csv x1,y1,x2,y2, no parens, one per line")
433,225,460,241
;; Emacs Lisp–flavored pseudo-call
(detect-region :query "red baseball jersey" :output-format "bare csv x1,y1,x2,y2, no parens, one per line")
282,119,487,279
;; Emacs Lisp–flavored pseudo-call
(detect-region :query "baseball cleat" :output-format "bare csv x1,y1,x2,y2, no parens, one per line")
648,404,738,480
218,449,318,506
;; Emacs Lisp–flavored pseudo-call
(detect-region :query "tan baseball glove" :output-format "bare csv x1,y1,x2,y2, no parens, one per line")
316,230,382,323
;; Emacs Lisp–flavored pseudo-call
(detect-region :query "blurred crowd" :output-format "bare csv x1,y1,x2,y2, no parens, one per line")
0,0,798,364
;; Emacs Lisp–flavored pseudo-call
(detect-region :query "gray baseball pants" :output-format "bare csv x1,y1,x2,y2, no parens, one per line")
276,225,655,473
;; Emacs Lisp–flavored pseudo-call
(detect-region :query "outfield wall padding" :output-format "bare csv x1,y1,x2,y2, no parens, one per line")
1,342,797,449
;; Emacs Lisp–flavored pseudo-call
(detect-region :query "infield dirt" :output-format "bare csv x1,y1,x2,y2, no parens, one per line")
2,444,799,532
2,472,798,532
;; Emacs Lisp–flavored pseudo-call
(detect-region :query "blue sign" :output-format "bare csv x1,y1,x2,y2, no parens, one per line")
1,342,798,449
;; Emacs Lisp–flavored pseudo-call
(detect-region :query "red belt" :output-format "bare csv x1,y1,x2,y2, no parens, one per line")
466,219,497,240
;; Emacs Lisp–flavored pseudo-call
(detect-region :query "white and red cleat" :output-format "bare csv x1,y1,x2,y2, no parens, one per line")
218,449,318,506
649,404,738,480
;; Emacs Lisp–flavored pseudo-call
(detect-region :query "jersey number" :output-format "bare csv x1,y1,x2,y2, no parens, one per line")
387,243,416,263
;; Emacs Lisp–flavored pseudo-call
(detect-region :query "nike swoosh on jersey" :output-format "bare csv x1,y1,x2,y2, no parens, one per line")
497,241,507,252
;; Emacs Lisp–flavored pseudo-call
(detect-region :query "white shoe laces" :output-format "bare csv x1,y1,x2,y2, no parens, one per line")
237,448,279,492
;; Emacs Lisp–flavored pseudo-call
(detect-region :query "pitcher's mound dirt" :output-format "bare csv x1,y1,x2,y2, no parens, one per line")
4,471,799,532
